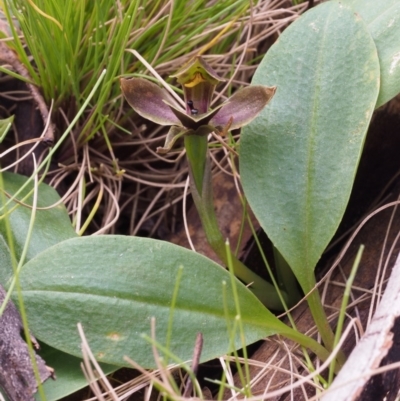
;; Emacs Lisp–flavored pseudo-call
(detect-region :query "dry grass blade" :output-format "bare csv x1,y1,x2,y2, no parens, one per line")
78,323,119,401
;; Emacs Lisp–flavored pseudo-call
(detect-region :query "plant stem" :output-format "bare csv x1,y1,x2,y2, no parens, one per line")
184,135,288,310
328,245,364,383
281,326,342,372
305,277,346,366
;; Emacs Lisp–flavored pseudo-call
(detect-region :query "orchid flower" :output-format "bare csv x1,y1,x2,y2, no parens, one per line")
120,56,276,155
120,57,286,311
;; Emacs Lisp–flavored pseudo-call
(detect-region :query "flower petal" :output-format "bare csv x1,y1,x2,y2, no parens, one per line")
164,100,223,130
156,126,189,154
121,78,183,126
210,86,277,130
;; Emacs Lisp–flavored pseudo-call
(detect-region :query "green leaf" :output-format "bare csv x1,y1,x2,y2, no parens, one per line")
341,0,400,107
0,172,77,273
19,235,290,368
240,2,380,292
34,343,117,401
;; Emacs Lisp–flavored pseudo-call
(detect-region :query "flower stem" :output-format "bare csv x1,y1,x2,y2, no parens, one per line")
184,135,288,310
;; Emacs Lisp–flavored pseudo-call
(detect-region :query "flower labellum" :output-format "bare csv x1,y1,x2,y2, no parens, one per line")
120,56,276,154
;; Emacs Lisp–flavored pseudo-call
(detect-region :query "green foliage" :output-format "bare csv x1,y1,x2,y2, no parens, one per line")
341,0,400,107
0,172,77,269
2,0,400,399
0,173,98,400
240,2,380,293
18,235,291,368
1,173,329,400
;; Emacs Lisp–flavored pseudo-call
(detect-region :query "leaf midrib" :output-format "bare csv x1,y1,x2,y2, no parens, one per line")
20,289,272,328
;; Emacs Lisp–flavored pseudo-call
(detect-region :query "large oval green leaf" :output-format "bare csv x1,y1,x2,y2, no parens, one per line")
0,172,77,267
341,0,400,107
19,235,290,368
240,2,380,292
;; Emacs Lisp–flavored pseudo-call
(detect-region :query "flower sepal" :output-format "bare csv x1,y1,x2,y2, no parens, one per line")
171,57,226,114
210,85,277,130
120,77,182,126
